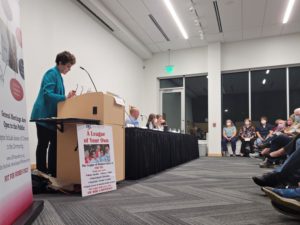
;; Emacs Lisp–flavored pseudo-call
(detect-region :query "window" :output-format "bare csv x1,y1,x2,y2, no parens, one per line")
160,78,183,88
222,72,249,129
289,66,300,115
185,76,208,139
251,68,286,124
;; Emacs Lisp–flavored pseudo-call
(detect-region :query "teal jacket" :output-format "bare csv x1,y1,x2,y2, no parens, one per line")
31,66,66,130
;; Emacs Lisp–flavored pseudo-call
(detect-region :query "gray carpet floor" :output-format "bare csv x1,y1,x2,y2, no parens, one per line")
33,157,300,225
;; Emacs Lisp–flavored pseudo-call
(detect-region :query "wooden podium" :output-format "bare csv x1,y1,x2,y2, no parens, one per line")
56,92,125,183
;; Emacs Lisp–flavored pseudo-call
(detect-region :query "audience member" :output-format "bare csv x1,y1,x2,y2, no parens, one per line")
239,118,256,157
221,119,238,157
254,116,273,148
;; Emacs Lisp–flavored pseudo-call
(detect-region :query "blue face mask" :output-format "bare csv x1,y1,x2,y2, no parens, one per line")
295,115,300,123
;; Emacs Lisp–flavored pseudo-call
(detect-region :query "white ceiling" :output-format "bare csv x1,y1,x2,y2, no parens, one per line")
99,0,300,53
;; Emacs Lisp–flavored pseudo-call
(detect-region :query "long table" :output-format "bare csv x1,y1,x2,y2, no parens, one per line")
125,127,199,180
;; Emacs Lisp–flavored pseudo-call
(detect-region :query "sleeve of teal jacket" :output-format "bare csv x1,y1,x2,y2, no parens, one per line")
42,70,66,103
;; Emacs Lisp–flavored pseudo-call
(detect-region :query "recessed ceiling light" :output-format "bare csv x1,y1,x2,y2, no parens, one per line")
163,0,189,39
262,78,267,85
283,0,295,24
224,109,229,112
266,69,270,74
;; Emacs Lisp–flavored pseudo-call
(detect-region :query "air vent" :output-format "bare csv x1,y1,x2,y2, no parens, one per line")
148,14,170,41
213,1,223,33
76,0,114,32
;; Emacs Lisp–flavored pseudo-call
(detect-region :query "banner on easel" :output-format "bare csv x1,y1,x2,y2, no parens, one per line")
77,124,117,197
0,1,33,224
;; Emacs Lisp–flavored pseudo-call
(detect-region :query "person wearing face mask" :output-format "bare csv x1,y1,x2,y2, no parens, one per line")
31,51,76,177
221,119,238,156
259,119,290,168
261,109,300,160
254,116,273,149
239,118,256,157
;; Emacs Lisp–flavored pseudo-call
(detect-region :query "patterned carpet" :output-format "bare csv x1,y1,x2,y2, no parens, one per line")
33,157,300,225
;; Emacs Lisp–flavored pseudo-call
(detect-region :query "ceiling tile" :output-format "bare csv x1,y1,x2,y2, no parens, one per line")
206,33,224,43
263,0,286,25
146,43,161,53
242,0,266,29
243,27,262,40
156,39,191,51
218,0,242,32
223,30,242,42
188,36,208,47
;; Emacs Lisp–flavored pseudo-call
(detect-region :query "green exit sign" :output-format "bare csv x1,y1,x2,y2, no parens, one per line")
165,65,174,74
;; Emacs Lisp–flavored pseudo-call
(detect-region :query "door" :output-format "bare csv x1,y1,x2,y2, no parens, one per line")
160,89,185,133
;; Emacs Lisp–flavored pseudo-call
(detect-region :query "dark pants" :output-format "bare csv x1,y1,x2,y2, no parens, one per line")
240,139,255,156
36,124,57,177
270,135,292,152
274,138,300,184
222,137,238,153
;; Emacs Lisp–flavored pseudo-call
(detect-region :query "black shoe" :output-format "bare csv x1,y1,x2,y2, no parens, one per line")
271,201,300,220
252,172,281,187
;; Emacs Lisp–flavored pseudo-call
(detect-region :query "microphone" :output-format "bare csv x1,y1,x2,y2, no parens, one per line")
79,66,98,92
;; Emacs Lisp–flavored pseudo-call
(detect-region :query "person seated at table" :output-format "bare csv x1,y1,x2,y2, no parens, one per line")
146,113,157,129
125,107,140,127
254,116,273,148
156,114,166,131
239,118,256,157
221,119,238,157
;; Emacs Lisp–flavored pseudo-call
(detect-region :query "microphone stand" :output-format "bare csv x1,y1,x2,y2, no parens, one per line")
79,66,98,92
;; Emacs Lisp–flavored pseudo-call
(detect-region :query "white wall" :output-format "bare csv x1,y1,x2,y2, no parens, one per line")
222,33,300,71
20,0,144,163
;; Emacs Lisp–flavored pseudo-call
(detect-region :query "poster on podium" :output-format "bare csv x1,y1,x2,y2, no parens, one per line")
0,1,33,224
77,124,117,197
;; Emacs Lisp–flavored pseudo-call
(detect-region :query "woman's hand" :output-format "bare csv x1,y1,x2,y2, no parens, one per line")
67,90,76,99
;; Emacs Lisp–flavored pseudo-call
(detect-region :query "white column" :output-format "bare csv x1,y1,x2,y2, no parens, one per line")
207,42,222,156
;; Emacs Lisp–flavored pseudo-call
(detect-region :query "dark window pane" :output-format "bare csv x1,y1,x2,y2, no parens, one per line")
289,66,300,114
222,72,249,127
185,76,208,139
160,78,183,88
251,68,286,124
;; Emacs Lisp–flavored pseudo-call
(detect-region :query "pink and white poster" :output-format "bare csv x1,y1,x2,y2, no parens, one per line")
0,0,33,224
77,125,117,197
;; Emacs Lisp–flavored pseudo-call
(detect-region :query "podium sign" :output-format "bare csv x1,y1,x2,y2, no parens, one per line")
0,1,33,224
77,124,117,197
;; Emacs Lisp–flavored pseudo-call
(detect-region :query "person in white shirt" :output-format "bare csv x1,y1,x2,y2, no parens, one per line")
125,107,140,127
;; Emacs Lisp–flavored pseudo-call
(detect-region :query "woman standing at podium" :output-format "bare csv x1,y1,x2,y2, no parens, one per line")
31,51,76,177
